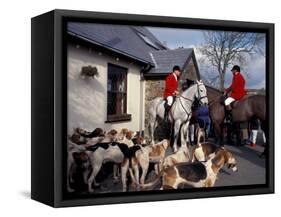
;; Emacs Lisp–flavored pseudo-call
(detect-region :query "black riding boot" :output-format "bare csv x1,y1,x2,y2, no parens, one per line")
164,104,171,123
225,109,233,124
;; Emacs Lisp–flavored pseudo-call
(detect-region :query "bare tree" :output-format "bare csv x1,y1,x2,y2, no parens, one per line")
199,31,265,91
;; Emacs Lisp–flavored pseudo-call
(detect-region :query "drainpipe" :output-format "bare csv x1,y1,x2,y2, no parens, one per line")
139,64,153,135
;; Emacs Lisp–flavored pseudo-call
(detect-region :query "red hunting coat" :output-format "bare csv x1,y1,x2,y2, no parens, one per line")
226,72,246,100
164,73,178,98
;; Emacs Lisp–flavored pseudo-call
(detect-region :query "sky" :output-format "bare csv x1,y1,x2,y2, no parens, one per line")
148,27,266,89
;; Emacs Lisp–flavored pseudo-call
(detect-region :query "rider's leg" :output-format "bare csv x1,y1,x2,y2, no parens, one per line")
251,129,258,147
224,97,235,123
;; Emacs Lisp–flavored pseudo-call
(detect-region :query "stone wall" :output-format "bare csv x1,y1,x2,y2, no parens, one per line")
144,60,199,141
144,79,165,128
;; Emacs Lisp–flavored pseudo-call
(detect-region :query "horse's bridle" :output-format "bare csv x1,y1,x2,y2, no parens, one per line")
179,83,208,105
177,83,208,118
196,83,208,104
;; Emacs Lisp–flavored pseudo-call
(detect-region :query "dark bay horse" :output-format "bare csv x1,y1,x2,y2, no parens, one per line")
206,86,266,147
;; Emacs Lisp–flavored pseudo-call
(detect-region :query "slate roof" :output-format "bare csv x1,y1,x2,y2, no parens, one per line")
149,48,193,74
67,22,198,78
67,22,167,65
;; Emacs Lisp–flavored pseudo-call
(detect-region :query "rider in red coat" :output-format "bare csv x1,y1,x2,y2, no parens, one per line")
224,65,246,123
163,65,181,122
225,69,246,100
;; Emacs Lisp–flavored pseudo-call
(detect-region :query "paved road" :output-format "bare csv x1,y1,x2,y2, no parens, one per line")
215,144,265,187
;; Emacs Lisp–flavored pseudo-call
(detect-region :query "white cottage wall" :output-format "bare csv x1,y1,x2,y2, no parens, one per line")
67,42,143,134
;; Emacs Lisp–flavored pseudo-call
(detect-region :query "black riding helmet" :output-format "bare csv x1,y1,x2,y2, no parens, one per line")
173,65,181,72
231,65,240,72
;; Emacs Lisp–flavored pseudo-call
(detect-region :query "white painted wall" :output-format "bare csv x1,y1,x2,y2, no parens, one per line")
67,42,143,134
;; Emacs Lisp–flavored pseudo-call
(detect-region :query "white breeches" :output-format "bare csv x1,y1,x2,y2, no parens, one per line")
166,96,173,106
262,132,266,143
225,97,235,106
250,130,266,144
251,130,258,144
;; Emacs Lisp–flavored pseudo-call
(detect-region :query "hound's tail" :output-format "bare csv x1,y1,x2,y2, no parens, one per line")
140,170,164,189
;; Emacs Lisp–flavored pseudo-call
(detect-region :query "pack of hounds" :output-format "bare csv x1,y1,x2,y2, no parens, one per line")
68,127,238,193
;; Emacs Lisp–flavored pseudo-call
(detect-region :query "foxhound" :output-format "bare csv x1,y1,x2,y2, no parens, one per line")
192,142,222,162
142,148,238,190
163,146,190,169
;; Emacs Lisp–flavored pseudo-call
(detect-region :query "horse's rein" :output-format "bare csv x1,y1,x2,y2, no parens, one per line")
178,84,206,102
178,96,192,118
178,95,193,102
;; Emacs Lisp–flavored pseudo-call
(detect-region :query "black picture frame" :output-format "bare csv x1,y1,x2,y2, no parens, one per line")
31,9,274,207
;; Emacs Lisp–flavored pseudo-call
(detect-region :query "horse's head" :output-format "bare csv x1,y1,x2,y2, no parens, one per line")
194,80,208,106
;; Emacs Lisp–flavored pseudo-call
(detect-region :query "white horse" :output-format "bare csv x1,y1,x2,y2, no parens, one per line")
148,80,208,152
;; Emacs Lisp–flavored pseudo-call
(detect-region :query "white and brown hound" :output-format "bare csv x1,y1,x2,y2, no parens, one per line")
142,148,238,190
127,139,170,188
192,141,222,162
163,146,190,169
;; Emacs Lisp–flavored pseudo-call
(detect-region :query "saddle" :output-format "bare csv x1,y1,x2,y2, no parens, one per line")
230,95,250,109
220,95,250,109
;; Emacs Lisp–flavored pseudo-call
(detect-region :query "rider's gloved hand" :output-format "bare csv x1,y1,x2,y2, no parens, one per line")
174,90,179,96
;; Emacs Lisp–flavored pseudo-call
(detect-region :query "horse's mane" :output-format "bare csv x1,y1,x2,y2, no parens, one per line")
181,82,198,95
206,85,221,94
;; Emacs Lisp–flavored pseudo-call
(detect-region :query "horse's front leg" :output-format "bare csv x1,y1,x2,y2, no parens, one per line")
182,121,190,148
150,119,157,144
173,120,181,152
183,122,191,159
214,122,223,146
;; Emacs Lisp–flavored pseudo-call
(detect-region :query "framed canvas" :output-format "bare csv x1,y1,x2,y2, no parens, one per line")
31,9,274,207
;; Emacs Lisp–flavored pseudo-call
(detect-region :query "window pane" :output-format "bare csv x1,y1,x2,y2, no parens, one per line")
107,64,127,116
107,92,116,115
